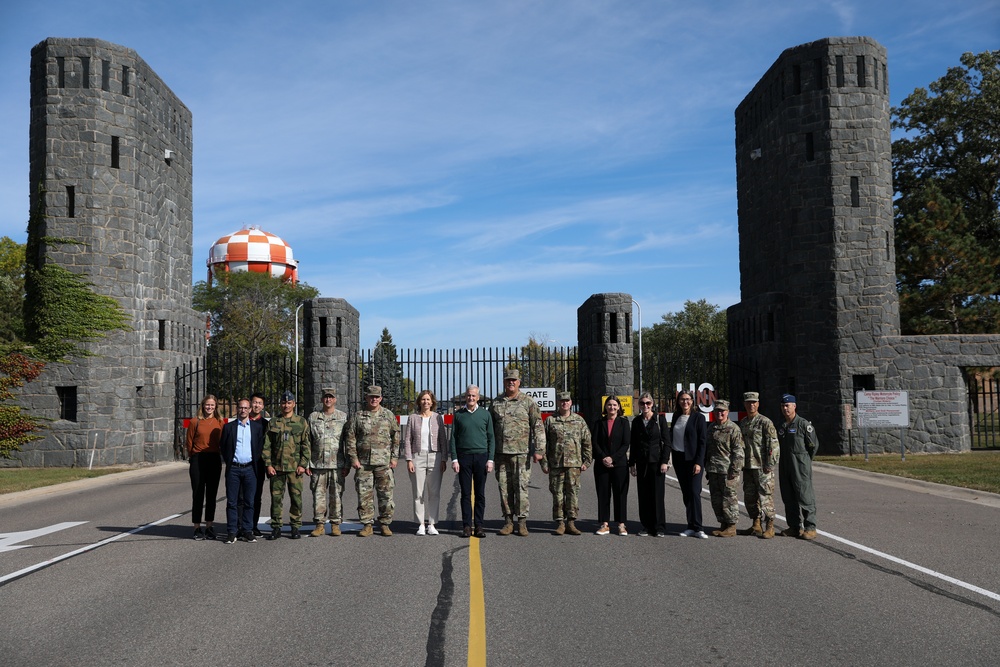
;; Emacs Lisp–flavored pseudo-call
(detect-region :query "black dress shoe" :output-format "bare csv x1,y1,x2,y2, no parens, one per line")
473,526,487,538
462,525,472,538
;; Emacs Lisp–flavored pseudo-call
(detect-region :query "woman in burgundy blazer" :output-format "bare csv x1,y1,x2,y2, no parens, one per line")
591,396,631,536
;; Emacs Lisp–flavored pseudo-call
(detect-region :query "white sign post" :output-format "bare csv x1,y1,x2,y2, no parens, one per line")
856,390,910,461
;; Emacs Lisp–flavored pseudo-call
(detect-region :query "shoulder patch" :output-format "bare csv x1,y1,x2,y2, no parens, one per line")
806,425,814,433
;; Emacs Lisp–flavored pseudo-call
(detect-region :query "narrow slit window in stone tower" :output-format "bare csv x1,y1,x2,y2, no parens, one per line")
57,386,78,422
851,176,860,207
101,60,110,91
857,56,866,87
319,317,328,347
122,65,130,96
336,317,343,347
81,57,90,89
57,57,65,88
66,185,75,218
158,319,166,350
836,55,845,87
111,136,120,169
609,313,618,344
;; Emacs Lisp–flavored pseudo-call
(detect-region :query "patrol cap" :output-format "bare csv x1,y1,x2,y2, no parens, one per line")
321,387,337,398
503,368,521,380
781,393,797,404
557,391,572,401
280,390,295,402
743,392,759,402
714,399,730,411
366,385,383,397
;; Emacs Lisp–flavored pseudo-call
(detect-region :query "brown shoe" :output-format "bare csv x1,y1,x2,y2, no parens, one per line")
566,520,582,536
330,523,341,536
780,526,800,538
498,519,514,536
799,529,817,540
462,525,473,538
380,523,393,537
310,524,326,537
761,519,775,539
712,523,737,537
554,521,566,535
358,523,373,537
517,519,529,536
739,519,762,536
473,525,487,538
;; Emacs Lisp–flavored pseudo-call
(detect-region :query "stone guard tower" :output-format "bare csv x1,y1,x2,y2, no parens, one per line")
577,293,633,420
18,38,203,465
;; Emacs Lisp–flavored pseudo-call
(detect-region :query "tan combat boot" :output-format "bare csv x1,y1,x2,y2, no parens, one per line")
739,519,762,536
380,523,393,537
310,524,326,537
711,523,737,537
517,519,529,536
498,518,515,536
358,523,373,537
554,521,566,535
566,520,582,536
330,523,341,536
799,529,817,540
761,519,775,539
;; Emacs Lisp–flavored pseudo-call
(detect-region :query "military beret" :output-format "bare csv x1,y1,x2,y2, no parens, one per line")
504,368,521,380
322,387,337,398
366,385,383,397
557,391,572,401
743,392,759,402
781,393,796,404
280,390,295,402
714,399,730,411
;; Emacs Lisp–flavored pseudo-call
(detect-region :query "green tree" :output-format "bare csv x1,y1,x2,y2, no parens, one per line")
506,335,577,393
0,236,26,344
896,183,1000,333
193,271,319,356
892,50,1000,333
361,328,405,413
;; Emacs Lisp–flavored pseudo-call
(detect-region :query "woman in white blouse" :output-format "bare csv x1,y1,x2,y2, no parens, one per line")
404,390,449,535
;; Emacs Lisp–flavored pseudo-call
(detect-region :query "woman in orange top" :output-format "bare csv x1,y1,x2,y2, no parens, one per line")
187,394,224,540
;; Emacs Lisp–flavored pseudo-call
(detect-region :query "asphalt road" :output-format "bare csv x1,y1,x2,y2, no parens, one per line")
1,460,998,666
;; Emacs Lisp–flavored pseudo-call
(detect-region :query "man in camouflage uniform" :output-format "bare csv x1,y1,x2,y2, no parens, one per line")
777,394,819,540
541,391,592,536
738,391,780,538
706,400,745,537
307,387,348,537
490,368,545,536
264,390,311,540
345,385,400,537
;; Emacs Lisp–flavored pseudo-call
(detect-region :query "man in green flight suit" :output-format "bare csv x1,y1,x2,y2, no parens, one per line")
264,390,311,540
777,394,819,540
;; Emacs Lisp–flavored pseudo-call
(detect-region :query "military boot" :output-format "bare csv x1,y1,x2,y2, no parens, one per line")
779,526,800,538
358,523,373,537
329,523,341,536
290,527,301,539
761,519,775,539
268,527,281,541
554,521,566,535
380,523,393,537
711,523,736,537
310,524,326,537
498,518,515,536
517,519,529,536
799,529,817,540
738,519,762,536
566,520,582,536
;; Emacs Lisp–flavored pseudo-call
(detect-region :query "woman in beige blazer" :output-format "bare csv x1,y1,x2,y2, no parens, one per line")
404,390,449,534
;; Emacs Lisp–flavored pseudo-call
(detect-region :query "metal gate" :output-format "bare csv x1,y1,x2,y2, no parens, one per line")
174,351,301,459
641,351,759,415
965,369,1000,449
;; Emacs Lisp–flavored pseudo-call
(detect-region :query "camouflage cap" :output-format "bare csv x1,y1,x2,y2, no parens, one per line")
280,390,295,402
503,367,521,380
366,385,383,397
743,392,759,402
714,399,730,411
321,387,337,398
556,391,572,401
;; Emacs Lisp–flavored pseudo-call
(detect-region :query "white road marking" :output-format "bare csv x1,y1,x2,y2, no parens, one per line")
0,513,182,585
0,522,88,553
663,473,1000,604
258,517,363,532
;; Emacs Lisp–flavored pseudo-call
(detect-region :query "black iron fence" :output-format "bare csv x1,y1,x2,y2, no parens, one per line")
966,370,1000,449
640,351,758,416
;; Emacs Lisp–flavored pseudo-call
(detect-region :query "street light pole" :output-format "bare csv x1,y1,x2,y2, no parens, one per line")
294,302,305,402
632,298,643,394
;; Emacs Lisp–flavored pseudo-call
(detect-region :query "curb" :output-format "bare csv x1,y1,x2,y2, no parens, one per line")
0,461,187,509
814,461,1000,509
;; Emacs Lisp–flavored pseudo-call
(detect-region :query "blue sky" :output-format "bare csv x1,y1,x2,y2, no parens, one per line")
1,1,997,350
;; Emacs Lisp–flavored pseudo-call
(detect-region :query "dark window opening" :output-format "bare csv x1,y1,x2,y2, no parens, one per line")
336,317,343,347
57,57,66,88
101,60,110,91
836,55,845,87
873,60,879,90
66,185,75,218
610,313,619,344
57,386,78,421
853,374,876,403
81,57,90,89
882,63,888,93
851,176,860,207
158,319,166,350
625,312,631,344
319,317,328,347
856,55,866,87
805,133,815,161
111,136,120,169
121,65,130,96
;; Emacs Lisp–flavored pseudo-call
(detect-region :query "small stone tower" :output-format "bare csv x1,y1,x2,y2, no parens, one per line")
577,293,634,420
302,298,360,414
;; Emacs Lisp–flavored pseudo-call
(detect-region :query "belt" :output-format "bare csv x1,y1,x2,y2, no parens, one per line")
231,461,254,468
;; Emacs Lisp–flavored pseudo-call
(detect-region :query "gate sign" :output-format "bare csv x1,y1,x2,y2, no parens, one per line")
856,391,909,428
521,387,556,411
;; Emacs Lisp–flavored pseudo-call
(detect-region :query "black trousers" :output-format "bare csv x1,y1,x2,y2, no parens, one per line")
458,451,488,527
672,449,704,531
189,451,222,524
594,464,629,523
634,459,666,533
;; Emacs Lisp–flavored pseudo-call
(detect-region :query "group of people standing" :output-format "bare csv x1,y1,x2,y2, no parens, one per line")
186,371,819,542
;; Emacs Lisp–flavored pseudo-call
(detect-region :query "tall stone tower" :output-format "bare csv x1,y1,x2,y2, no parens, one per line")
577,293,634,420
19,38,204,465
727,37,896,453
302,298,360,413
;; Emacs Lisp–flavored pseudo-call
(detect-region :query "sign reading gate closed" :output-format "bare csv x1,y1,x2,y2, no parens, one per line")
520,387,556,411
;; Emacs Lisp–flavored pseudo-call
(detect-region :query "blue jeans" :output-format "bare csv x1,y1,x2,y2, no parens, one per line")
225,464,257,536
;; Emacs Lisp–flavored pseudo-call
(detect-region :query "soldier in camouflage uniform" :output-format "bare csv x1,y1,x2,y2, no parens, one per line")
345,385,400,537
706,400,745,537
490,368,546,536
777,394,819,540
541,391,592,536
264,390,311,540
738,391,780,538
307,387,349,537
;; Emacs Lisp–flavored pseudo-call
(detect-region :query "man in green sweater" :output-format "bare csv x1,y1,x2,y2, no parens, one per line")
450,385,495,538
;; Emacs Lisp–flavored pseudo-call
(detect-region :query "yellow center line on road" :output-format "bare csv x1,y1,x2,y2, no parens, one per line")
467,486,486,666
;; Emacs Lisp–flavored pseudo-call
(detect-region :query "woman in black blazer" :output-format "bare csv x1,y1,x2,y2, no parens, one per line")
591,396,631,536
666,390,709,538
629,392,670,537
